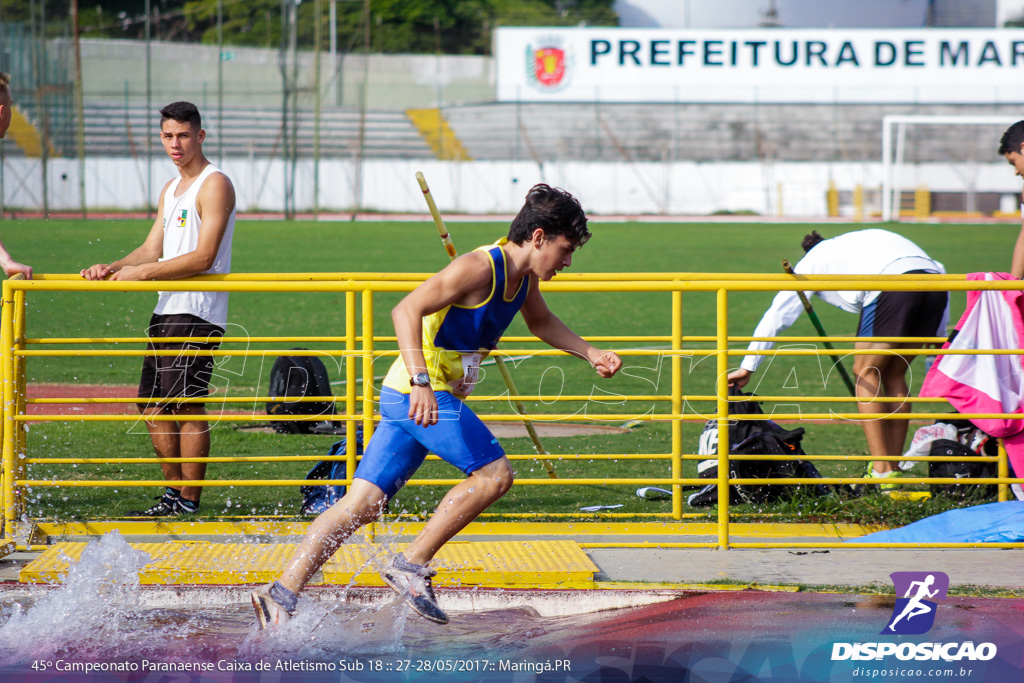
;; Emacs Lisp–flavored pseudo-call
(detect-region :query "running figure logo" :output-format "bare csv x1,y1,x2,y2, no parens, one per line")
883,571,949,635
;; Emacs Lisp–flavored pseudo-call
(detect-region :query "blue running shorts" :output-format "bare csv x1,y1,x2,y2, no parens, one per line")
353,386,506,498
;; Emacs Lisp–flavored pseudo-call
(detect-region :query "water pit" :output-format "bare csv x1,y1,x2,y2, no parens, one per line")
4,534,1021,682
0,533,681,678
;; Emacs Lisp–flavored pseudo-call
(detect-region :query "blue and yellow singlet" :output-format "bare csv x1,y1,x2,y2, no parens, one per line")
383,239,530,397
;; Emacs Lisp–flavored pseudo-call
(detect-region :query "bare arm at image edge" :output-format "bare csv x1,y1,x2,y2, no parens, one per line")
0,239,32,279
1012,205,1024,279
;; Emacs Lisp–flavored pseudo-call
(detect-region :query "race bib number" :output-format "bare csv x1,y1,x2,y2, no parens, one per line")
449,351,486,396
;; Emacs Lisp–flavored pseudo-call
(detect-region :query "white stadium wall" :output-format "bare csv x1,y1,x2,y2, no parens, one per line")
6,28,1023,217
3,157,1020,218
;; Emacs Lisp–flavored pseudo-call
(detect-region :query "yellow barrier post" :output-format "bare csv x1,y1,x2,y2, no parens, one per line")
826,181,839,217
1,280,14,539
671,291,683,520
853,184,864,222
715,288,730,549
346,291,358,482
915,185,930,219
361,288,375,443
361,288,376,543
997,438,1009,503
13,285,27,519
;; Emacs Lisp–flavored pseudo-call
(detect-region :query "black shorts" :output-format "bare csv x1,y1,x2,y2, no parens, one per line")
856,271,948,339
138,313,224,410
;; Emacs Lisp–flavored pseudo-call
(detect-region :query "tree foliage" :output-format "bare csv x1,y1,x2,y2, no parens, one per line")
2,0,617,54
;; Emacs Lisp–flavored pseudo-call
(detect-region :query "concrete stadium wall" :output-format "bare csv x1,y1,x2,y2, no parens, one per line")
2,158,1019,217
79,39,493,109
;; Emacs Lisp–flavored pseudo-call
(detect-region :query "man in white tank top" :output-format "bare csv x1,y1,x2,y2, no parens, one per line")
999,121,1024,279
81,101,236,517
0,73,33,279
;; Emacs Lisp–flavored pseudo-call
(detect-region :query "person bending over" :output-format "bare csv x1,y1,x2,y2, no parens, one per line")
727,229,948,489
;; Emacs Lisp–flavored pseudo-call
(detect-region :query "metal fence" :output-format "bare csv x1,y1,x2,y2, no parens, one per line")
2,272,1022,551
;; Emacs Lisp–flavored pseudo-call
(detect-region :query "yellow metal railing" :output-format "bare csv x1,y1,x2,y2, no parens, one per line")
2,273,1023,549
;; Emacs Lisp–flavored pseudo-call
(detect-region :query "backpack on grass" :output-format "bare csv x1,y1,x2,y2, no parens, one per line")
687,387,833,507
300,430,363,515
266,349,336,434
927,417,998,500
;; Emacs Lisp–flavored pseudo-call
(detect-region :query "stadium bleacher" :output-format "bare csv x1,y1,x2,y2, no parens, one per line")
8,102,435,160
444,102,1023,164
7,100,1019,167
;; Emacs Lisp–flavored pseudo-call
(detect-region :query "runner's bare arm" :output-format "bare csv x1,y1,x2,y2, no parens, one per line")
392,252,493,425
1012,219,1024,279
519,279,622,378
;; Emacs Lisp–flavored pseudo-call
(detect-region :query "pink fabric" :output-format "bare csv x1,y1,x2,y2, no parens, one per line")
1004,433,1024,479
919,273,1024,477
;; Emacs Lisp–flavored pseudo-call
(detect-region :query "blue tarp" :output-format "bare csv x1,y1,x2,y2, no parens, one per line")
854,501,1024,544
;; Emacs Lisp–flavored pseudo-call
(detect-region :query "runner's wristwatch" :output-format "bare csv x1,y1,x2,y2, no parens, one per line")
410,372,431,387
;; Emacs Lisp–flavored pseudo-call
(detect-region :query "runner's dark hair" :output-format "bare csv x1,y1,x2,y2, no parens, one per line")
508,184,590,248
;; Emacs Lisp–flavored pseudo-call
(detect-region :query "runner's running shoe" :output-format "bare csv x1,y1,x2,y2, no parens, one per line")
252,583,293,629
381,553,448,625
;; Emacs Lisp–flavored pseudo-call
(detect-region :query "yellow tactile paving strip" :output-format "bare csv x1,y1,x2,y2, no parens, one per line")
19,540,598,588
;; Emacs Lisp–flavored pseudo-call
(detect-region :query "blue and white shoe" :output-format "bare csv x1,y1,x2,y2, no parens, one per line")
381,554,448,625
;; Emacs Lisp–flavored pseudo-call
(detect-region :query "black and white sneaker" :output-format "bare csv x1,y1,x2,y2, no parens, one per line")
127,489,199,517
381,553,448,625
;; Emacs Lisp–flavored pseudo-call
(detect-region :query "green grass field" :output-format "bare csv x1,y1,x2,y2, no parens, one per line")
2,218,1017,524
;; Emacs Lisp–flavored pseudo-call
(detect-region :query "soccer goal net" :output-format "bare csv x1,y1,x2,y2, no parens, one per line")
881,114,1020,222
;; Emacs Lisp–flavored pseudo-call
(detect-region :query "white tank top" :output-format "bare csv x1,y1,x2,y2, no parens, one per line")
153,163,235,328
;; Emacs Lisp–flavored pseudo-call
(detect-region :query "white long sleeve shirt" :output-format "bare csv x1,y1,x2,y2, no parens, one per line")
740,229,945,373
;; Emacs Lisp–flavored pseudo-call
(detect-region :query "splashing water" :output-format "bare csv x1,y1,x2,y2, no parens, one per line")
0,532,151,664
0,530,648,674
0,532,416,667
238,598,409,661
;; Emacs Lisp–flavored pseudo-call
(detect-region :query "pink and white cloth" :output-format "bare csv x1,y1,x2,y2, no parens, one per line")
919,273,1024,495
